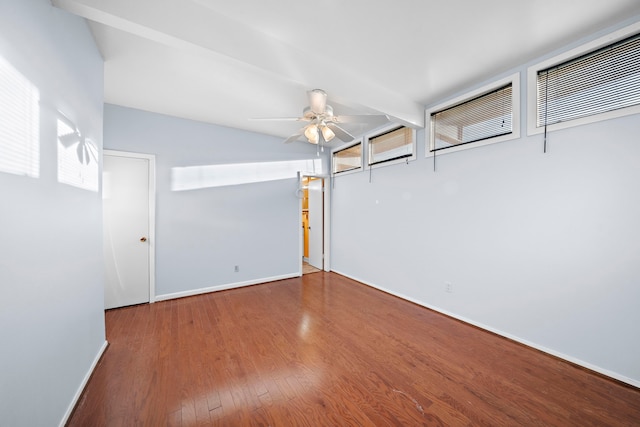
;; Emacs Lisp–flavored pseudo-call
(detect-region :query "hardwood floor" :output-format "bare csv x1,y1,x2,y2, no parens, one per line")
68,272,640,426
302,261,322,275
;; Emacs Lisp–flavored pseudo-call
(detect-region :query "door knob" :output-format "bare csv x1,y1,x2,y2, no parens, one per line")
140,237,147,242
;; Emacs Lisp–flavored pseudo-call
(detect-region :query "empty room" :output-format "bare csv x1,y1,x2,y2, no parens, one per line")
1,0,640,426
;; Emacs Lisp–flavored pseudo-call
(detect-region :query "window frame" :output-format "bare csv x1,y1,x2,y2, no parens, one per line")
365,123,417,170
425,73,520,157
527,21,640,136
331,138,363,177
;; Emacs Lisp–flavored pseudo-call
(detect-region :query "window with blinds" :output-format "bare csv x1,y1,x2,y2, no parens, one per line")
431,84,513,152
536,32,640,128
367,125,415,166
332,141,362,174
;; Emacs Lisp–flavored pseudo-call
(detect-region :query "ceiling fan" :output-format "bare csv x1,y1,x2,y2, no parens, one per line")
254,89,389,145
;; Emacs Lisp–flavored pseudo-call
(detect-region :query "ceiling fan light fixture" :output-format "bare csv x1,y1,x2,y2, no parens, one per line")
304,124,319,144
321,125,335,142
262,88,387,145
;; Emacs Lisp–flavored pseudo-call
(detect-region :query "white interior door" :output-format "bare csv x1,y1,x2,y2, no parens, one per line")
308,178,323,270
103,154,151,309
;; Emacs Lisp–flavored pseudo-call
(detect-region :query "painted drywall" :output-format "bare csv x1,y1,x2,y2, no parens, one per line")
103,104,327,298
331,22,640,386
0,1,106,426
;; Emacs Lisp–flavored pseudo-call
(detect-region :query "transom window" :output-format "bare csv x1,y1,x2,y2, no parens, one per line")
527,22,640,135
367,125,415,166
332,141,362,175
432,85,512,151
426,73,520,155
536,33,640,128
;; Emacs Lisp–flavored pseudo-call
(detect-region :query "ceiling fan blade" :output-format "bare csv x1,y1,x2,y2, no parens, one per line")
249,117,306,122
308,89,327,114
332,114,390,125
326,123,354,142
284,132,304,144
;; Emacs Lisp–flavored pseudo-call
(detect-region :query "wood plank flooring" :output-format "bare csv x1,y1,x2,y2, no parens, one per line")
302,261,322,275
67,272,640,426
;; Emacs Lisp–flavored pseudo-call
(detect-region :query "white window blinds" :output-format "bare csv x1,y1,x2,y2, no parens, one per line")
536,33,640,127
431,84,513,151
368,126,413,165
332,142,362,174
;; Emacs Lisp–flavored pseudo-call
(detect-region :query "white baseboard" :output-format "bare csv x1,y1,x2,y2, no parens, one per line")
331,269,640,389
59,340,109,427
155,272,300,302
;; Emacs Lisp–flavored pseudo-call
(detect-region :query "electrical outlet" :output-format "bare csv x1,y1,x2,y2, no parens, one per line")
234,265,239,272
445,282,453,293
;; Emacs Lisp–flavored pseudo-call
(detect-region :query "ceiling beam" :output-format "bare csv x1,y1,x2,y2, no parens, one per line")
52,0,425,128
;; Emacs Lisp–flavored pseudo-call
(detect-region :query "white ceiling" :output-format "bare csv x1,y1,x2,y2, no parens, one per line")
53,0,640,143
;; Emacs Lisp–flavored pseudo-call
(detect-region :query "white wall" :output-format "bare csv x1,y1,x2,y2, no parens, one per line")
331,20,640,386
103,104,327,298
0,1,106,426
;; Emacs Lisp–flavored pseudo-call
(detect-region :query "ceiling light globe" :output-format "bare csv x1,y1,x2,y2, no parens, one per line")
321,125,335,142
304,124,319,144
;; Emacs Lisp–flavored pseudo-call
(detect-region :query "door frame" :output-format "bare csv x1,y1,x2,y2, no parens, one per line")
298,173,331,274
103,149,157,304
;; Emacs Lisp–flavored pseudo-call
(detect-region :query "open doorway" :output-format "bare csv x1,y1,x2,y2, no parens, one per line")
301,176,325,275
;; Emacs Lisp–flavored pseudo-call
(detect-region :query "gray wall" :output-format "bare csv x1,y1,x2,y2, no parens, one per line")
331,21,640,386
104,104,327,298
0,1,106,426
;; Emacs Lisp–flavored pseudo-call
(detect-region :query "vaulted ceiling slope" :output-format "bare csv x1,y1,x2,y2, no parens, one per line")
53,0,640,141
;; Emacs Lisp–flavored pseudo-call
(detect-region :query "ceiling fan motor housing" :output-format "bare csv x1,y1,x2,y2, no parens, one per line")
308,88,328,114
302,104,333,121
